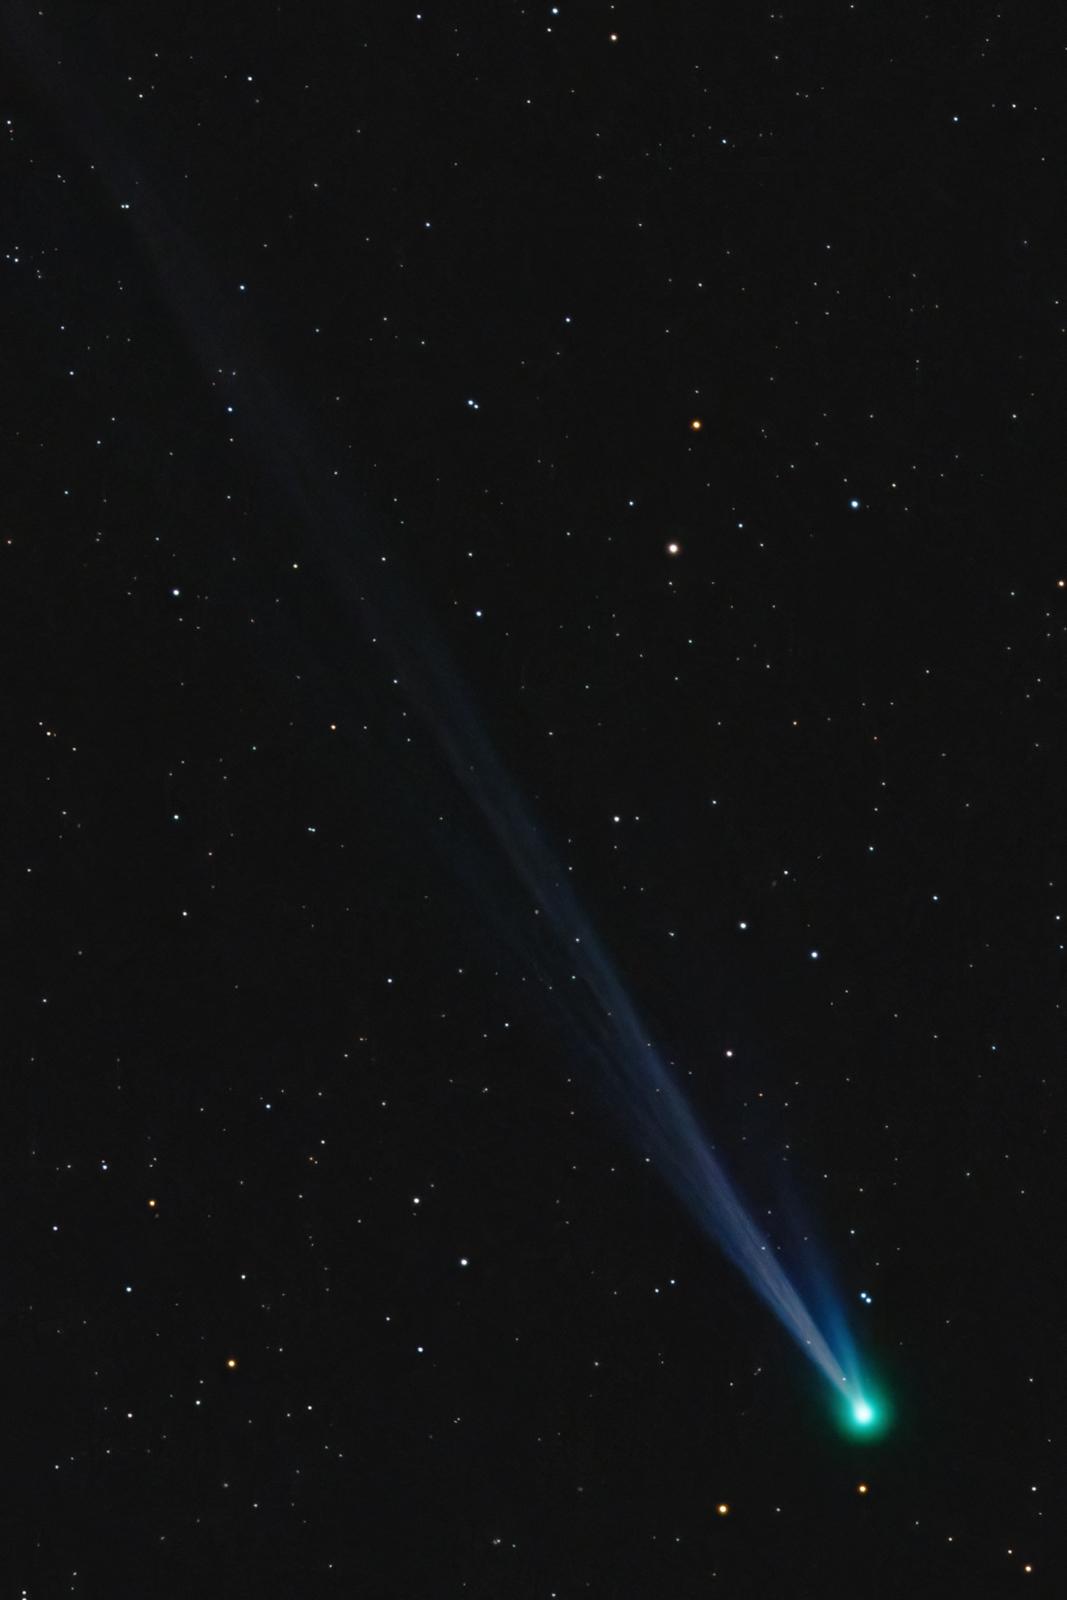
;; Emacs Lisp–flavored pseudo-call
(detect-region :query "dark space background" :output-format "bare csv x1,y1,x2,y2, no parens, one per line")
2,3,1063,1594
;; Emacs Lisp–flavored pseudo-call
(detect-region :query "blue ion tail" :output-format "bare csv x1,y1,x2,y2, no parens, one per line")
375,591,877,1429
401,640,877,1426
10,0,880,1429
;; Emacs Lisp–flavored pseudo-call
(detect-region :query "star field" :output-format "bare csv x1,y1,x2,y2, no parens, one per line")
3,2,1063,1593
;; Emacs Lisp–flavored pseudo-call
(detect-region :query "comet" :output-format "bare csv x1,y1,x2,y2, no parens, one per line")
3,0,884,1429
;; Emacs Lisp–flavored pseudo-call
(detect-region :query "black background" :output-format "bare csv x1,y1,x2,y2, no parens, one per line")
3,2,1062,1593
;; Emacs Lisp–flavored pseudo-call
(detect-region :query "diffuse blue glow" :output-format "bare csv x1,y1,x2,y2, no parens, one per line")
407,637,861,1404
20,3,867,1407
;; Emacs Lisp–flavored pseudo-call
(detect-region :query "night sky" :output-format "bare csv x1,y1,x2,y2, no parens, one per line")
4,3,1063,1593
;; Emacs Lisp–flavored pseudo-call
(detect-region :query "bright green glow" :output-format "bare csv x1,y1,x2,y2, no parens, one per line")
836,1382,891,1441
